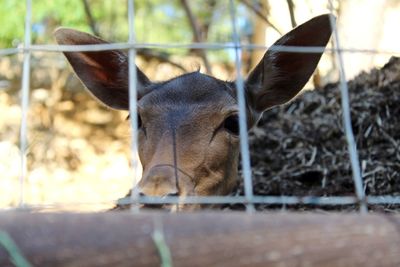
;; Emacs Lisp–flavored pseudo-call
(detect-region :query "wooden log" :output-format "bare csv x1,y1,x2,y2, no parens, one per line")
0,211,400,267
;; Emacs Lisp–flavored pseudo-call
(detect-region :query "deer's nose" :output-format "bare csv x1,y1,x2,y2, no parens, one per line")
138,166,179,197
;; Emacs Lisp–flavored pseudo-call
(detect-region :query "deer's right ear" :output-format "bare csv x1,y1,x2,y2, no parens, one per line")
54,28,151,110
245,14,334,120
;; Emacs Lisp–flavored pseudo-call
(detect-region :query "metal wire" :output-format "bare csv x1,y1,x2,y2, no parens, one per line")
124,195,400,206
328,0,367,213
229,0,254,213
2,43,400,55
4,196,400,211
18,0,32,208
117,195,361,206
127,0,140,213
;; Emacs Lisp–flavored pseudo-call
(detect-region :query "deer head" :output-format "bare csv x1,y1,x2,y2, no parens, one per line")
54,14,333,210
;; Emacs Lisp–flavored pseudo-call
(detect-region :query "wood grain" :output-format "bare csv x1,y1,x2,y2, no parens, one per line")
0,212,400,267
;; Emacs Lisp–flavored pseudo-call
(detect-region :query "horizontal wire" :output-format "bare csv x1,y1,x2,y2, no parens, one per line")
118,195,358,205
4,196,400,211
0,48,19,56
117,195,400,205
1,43,400,55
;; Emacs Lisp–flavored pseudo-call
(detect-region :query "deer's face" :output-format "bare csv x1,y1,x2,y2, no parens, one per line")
136,74,240,200
54,14,333,209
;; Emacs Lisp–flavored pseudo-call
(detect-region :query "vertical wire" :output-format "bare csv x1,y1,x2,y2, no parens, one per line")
19,0,32,208
229,0,255,212
171,128,179,192
128,0,140,212
172,128,180,211
328,0,367,213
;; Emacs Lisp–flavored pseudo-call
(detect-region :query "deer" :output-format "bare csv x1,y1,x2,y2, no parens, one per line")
54,14,334,210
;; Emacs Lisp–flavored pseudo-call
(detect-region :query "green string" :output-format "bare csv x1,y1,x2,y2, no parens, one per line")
0,231,32,267
152,227,173,267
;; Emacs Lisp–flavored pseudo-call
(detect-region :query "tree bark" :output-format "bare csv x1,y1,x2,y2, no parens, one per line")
249,1,270,71
180,0,212,74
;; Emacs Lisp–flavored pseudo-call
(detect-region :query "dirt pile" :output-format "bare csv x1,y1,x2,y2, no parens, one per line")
241,57,400,210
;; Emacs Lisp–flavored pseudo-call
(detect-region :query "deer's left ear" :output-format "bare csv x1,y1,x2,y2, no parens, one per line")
245,14,334,118
54,28,152,110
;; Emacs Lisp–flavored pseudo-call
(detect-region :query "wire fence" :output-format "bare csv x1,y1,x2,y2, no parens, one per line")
3,0,400,212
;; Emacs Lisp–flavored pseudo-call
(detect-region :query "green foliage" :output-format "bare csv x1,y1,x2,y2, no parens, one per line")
0,0,248,62
0,1,25,47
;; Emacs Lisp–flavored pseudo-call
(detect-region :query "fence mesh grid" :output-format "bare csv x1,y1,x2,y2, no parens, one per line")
2,0,400,211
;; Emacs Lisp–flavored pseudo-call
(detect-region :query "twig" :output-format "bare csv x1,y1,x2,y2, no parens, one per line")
180,0,212,74
238,0,282,35
379,127,399,151
81,0,100,37
286,0,297,27
138,49,187,71
81,0,186,71
305,146,317,166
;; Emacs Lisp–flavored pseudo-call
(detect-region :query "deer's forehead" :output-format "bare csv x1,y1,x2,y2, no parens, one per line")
139,72,236,112
139,94,236,123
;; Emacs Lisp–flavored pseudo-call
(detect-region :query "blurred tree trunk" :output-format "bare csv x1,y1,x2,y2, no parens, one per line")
82,0,100,36
180,0,213,74
249,1,270,71
286,0,296,28
197,0,217,42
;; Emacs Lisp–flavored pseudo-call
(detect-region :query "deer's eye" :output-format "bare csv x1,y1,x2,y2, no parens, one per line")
223,115,239,136
137,114,142,128
126,114,142,129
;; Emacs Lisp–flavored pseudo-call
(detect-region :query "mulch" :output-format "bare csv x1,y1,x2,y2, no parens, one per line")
232,57,400,212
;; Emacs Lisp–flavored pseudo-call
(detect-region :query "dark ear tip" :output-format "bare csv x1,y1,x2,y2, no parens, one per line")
314,13,336,28
317,13,336,19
